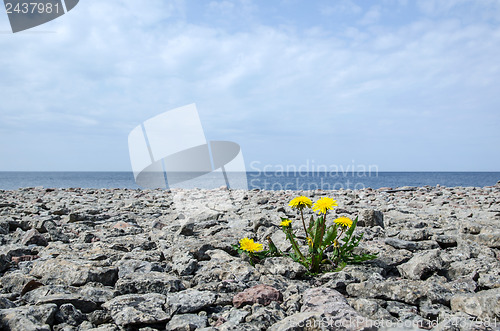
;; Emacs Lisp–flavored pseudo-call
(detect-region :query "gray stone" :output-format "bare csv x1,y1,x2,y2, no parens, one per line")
21,229,48,246
397,249,443,280
384,238,418,251
268,312,325,331
0,272,39,295
478,272,500,289
349,298,394,321
102,293,170,326
450,288,500,320
301,287,375,330
168,289,217,314
30,258,118,286
115,259,164,278
215,308,250,326
418,302,450,321
260,257,308,279
385,238,440,252
23,284,113,313
192,249,261,285
358,241,412,272
43,220,70,243
462,226,500,248
172,254,199,276
432,315,491,331
246,301,286,329
434,235,458,248
358,209,384,228
0,220,9,235
321,270,359,294
85,323,119,331
54,303,86,326
0,303,57,331
270,230,291,252
2,186,500,331
0,297,16,309
397,229,429,241
346,280,428,305
115,271,185,295
0,253,9,273
165,313,208,331
385,301,418,319
87,309,112,326
444,258,499,281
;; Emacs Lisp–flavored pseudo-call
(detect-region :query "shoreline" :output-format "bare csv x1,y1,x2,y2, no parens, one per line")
1,184,499,330
1,172,499,192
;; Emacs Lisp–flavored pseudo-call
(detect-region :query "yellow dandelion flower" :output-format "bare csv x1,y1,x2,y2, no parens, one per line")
280,219,292,227
239,238,263,252
312,197,338,214
334,216,353,228
306,236,313,246
289,196,312,210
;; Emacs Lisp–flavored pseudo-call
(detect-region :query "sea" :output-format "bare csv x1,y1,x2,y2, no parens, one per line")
0,172,499,191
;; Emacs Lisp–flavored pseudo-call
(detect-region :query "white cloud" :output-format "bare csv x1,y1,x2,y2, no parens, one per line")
321,0,362,16
358,6,381,25
0,0,499,170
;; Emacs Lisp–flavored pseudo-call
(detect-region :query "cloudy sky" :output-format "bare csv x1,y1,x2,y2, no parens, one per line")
1,0,499,172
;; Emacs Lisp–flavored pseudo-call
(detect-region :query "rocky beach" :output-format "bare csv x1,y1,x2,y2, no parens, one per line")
0,184,499,331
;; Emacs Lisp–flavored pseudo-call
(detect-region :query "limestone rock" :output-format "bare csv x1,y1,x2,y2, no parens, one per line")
268,312,324,331
114,271,185,295
358,209,384,228
397,249,443,280
450,288,500,320
165,313,208,331
30,258,118,286
168,289,217,314
102,293,170,326
21,229,48,247
54,303,86,326
0,303,57,331
259,257,307,279
301,287,376,330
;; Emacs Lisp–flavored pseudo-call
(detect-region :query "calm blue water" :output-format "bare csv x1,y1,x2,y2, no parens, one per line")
0,172,499,190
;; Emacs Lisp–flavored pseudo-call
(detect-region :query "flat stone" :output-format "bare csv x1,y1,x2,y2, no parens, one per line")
450,288,500,320
21,229,48,246
397,249,443,280
358,209,384,228
300,287,375,330
385,238,418,251
0,303,57,331
169,289,217,313
114,271,185,295
268,312,324,331
30,258,118,286
347,280,429,305
102,293,170,326
165,314,208,331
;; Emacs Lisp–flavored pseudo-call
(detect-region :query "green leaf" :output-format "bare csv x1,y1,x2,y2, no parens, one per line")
322,224,337,248
307,215,315,233
342,216,358,244
334,261,347,272
266,236,281,257
312,216,323,248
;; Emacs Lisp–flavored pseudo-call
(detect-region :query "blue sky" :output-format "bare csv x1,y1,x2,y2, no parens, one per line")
1,0,499,171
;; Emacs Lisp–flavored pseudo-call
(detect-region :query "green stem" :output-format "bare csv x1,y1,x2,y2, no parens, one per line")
318,211,327,246
286,228,306,263
300,209,308,238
